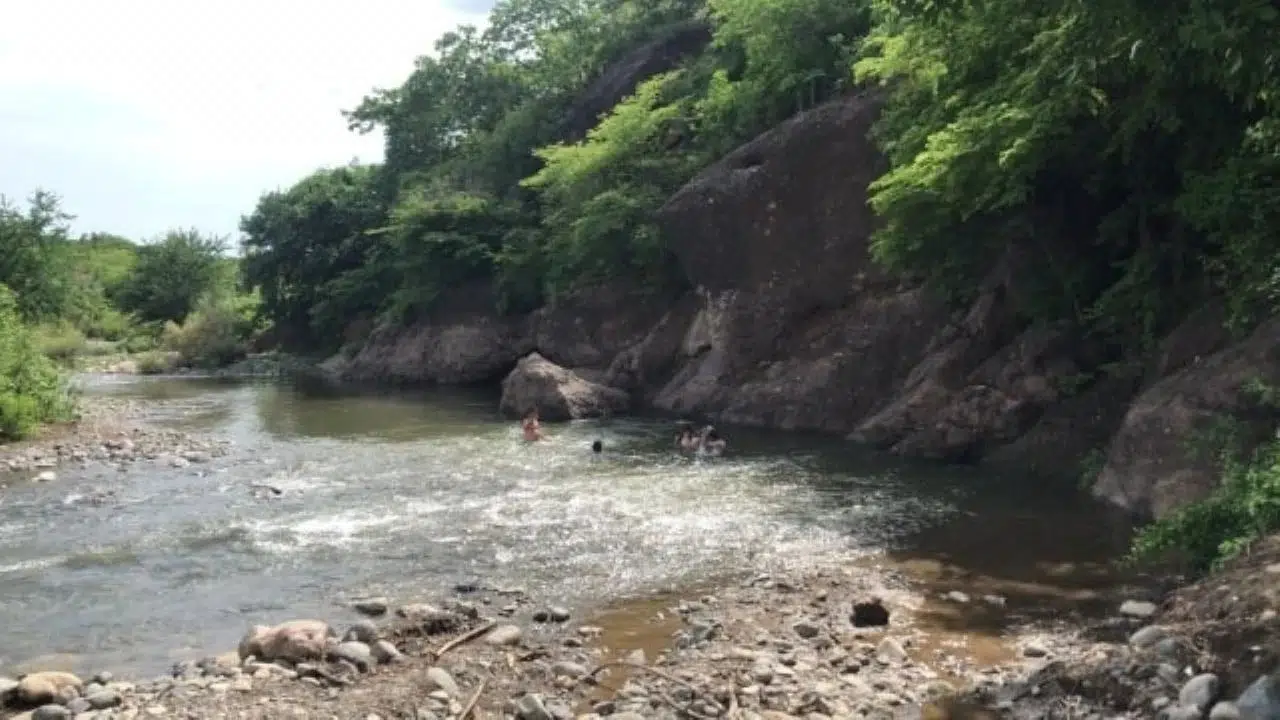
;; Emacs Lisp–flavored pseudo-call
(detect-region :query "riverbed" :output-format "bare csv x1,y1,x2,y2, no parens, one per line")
0,373,1133,679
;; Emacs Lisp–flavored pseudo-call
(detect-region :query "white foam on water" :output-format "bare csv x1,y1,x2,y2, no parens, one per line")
0,556,64,575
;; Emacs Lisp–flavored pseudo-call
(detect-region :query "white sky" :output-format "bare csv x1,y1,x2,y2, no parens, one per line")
0,0,493,243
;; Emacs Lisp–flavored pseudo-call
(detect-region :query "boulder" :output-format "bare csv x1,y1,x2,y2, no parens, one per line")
1092,316,1280,519
500,353,630,421
237,619,332,664
15,671,83,705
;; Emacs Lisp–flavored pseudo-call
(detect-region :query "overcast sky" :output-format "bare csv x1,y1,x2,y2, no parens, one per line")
0,0,495,243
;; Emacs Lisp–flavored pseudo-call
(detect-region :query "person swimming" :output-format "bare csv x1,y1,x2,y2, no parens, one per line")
675,422,701,452
521,409,543,441
699,425,727,456
591,439,603,453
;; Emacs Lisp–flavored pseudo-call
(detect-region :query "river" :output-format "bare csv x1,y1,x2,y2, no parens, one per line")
0,373,1134,679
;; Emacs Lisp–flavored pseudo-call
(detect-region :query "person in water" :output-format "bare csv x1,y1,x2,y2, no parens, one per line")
521,409,543,441
699,425,727,456
591,439,603,453
675,422,701,452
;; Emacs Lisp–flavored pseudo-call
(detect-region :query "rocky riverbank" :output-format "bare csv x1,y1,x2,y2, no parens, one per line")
0,394,230,486
2,539,1275,720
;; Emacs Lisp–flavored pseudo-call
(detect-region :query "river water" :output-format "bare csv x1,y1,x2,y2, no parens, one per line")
0,374,1134,678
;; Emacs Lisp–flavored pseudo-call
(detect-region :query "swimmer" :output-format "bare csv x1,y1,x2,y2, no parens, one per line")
675,422,701,452
699,425,727,456
521,409,543,441
592,439,603,453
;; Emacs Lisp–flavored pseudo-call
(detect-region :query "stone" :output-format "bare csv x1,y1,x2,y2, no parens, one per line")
34,470,56,482
793,621,821,639
1179,673,1221,713
875,638,908,664
1130,625,1170,649
372,640,405,664
424,667,460,698
499,353,630,421
92,671,113,685
1022,644,1048,658
548,606,571,622
345,619,380,644
751,662,775,685
66,698,92,714
551,661,587,679
515,693,555,720
1120,600,1159,618
485,624,523,646
1208,701,1242,720
1162,706,1205,720
237,619,330,663
32,705,72,720
352,597,390,616
1236,672,1280,720
945,591,970,603
85,690,123,709
331,641,374,672
17,672,83,705
0,676,17,702
851,599,890,627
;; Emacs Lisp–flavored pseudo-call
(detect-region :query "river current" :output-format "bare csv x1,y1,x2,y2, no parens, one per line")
0,374,1130,677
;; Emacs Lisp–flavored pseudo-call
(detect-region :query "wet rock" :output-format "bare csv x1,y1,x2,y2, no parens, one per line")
1022,644,1048,658
372,640,405,664
486,624,523,646
17,672,83,705
1236,672,1280,719
1120,600,1159,618
1180,673,1221,713
851,599,890,628
34,470,56,482
793,621,821,639
1208,701,1242,719
424,667,460,698
32,705,72,720
352,597,390,616
0,676,17,703
1130,625,1170,649
548,606,571,622
945,591,971,603
331,641,374,672
345,619,380,644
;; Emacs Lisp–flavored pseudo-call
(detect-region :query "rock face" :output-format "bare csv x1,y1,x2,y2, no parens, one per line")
1092,317,1280,519
500,353,630,421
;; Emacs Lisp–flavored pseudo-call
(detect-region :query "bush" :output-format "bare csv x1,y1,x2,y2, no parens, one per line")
160,300,249,369
31,322,87,365
1130,435,1280,573
134,351,177,375
0,285,73,440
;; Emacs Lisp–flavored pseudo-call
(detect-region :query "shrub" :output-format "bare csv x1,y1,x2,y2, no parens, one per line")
0,285,73,440
160,300,248,369
134,351,177,375
31,322,87,365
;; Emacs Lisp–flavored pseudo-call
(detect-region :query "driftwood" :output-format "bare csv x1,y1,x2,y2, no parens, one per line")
458,678,487,719
429,620,497,660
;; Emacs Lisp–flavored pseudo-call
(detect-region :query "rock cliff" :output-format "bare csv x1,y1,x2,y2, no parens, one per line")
329,89,1280,521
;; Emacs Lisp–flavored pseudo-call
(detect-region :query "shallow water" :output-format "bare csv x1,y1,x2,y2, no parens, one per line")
0,374,1132,677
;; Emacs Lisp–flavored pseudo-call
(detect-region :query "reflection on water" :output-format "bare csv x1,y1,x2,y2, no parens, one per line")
0,375,1133,678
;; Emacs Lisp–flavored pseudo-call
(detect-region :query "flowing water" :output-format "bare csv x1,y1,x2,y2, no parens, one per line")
0,374,1134,678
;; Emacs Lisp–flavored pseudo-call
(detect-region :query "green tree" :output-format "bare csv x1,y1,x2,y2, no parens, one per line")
0,190,77,322
117,229,228,324
0,284,73,440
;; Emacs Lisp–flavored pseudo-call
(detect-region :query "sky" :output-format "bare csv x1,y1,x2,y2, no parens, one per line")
0,0,496,244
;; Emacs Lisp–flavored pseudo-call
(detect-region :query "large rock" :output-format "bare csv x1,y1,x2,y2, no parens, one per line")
500,353,630,421
237,619,332,664
1092,316,1280,519
15,671,83,705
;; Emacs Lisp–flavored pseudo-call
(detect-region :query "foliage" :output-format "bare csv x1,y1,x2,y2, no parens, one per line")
0,285,73,440
0,191,78,322
853,0,1280,345
31,323,88,365
116,229,228,324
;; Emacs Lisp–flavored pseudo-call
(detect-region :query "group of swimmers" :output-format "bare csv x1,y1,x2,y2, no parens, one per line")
519,410,727,456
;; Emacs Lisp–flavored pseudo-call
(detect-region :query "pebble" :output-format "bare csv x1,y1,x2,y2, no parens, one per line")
372,639,405,664
32,705,72,720
793,621,821,639
332,641,374,672
424,667,460,698
1236,672,1280,719
1208,701,1243,719
875,638,908,664
1022,644,1048,658
86,689,123,709
1130,625,1170,649
1179,673,1221,712
345,619,380,644
352,597,390,616
486,624,523,646
1119,600,1159,618
945,591,970,603
550,661,586,679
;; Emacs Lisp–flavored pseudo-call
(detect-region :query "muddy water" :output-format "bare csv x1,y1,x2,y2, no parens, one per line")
0,374,1134,678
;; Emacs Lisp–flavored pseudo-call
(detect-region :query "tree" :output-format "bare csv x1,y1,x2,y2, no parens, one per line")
116,229,228,324
0,190,77,322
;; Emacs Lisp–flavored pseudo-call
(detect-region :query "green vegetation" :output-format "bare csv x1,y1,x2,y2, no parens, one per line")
0,191,261,440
